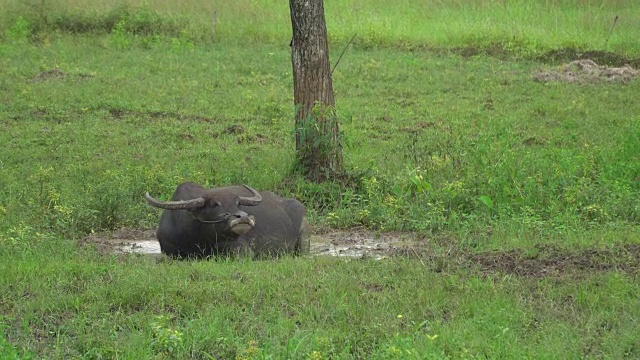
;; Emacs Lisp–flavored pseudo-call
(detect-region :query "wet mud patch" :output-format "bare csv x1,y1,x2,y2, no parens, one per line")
82,228,640,277
534,59,640,84
311,230,419,259
467,244,640,277
81,228,420,259
82,228,160,256
81,228,414,259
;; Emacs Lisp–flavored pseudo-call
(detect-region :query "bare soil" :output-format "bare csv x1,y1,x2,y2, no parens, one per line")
465,243,640,278
29,67,94,82
82,228,640,277
537,49,640,68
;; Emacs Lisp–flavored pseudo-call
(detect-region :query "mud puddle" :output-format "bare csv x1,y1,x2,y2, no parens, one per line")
84,229,162,256
83,228,640,277
311,231,416,259
117,240,161,254
84,228,415,259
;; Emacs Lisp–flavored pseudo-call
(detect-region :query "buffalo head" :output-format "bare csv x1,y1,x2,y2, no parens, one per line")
145,184,262,235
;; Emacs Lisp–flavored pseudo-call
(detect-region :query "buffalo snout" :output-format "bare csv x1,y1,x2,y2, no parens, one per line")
229,211,255,235
234,210,249,219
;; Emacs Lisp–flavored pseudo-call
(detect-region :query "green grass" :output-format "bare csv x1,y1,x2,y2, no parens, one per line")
1,241,639,359
1,37,637,238
2,0,640,55
1,0,639,358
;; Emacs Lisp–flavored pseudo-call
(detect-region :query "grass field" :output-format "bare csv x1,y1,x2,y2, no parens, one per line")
1,0,639,358
2,0,640,55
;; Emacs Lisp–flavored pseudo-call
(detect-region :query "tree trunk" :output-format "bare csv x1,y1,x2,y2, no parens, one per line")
289,0,343,182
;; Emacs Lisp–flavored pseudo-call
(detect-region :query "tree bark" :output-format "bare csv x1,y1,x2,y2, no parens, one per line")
289,0,343,182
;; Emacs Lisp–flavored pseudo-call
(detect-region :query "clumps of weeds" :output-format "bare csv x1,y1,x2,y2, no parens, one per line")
289,116,638,234
150,315,184,356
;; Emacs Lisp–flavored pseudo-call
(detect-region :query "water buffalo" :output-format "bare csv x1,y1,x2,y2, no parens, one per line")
145,182,310,259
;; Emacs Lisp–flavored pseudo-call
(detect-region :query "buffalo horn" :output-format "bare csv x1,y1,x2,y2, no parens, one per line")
238,185,262,206
145,193,206,210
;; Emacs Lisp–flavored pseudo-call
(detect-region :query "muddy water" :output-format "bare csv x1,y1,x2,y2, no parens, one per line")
310,235,394,259
89,229,640,276
117,240,162,255
101,229,413,259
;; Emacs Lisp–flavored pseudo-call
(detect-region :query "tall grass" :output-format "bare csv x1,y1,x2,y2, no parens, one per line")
2,0,640,55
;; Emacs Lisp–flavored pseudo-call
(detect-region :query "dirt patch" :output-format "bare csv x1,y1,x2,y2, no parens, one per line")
106,107,217,123
449,45,510,59
467,244,640,277
522,136,548,147
32,68,67,81
29,67,94,82
538,49,640,68
446,46,640,67
81,228,640,277
534,59,640,84
225,124,245,135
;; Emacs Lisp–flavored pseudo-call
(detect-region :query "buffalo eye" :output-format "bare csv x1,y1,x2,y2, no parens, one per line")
210,201,222,208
